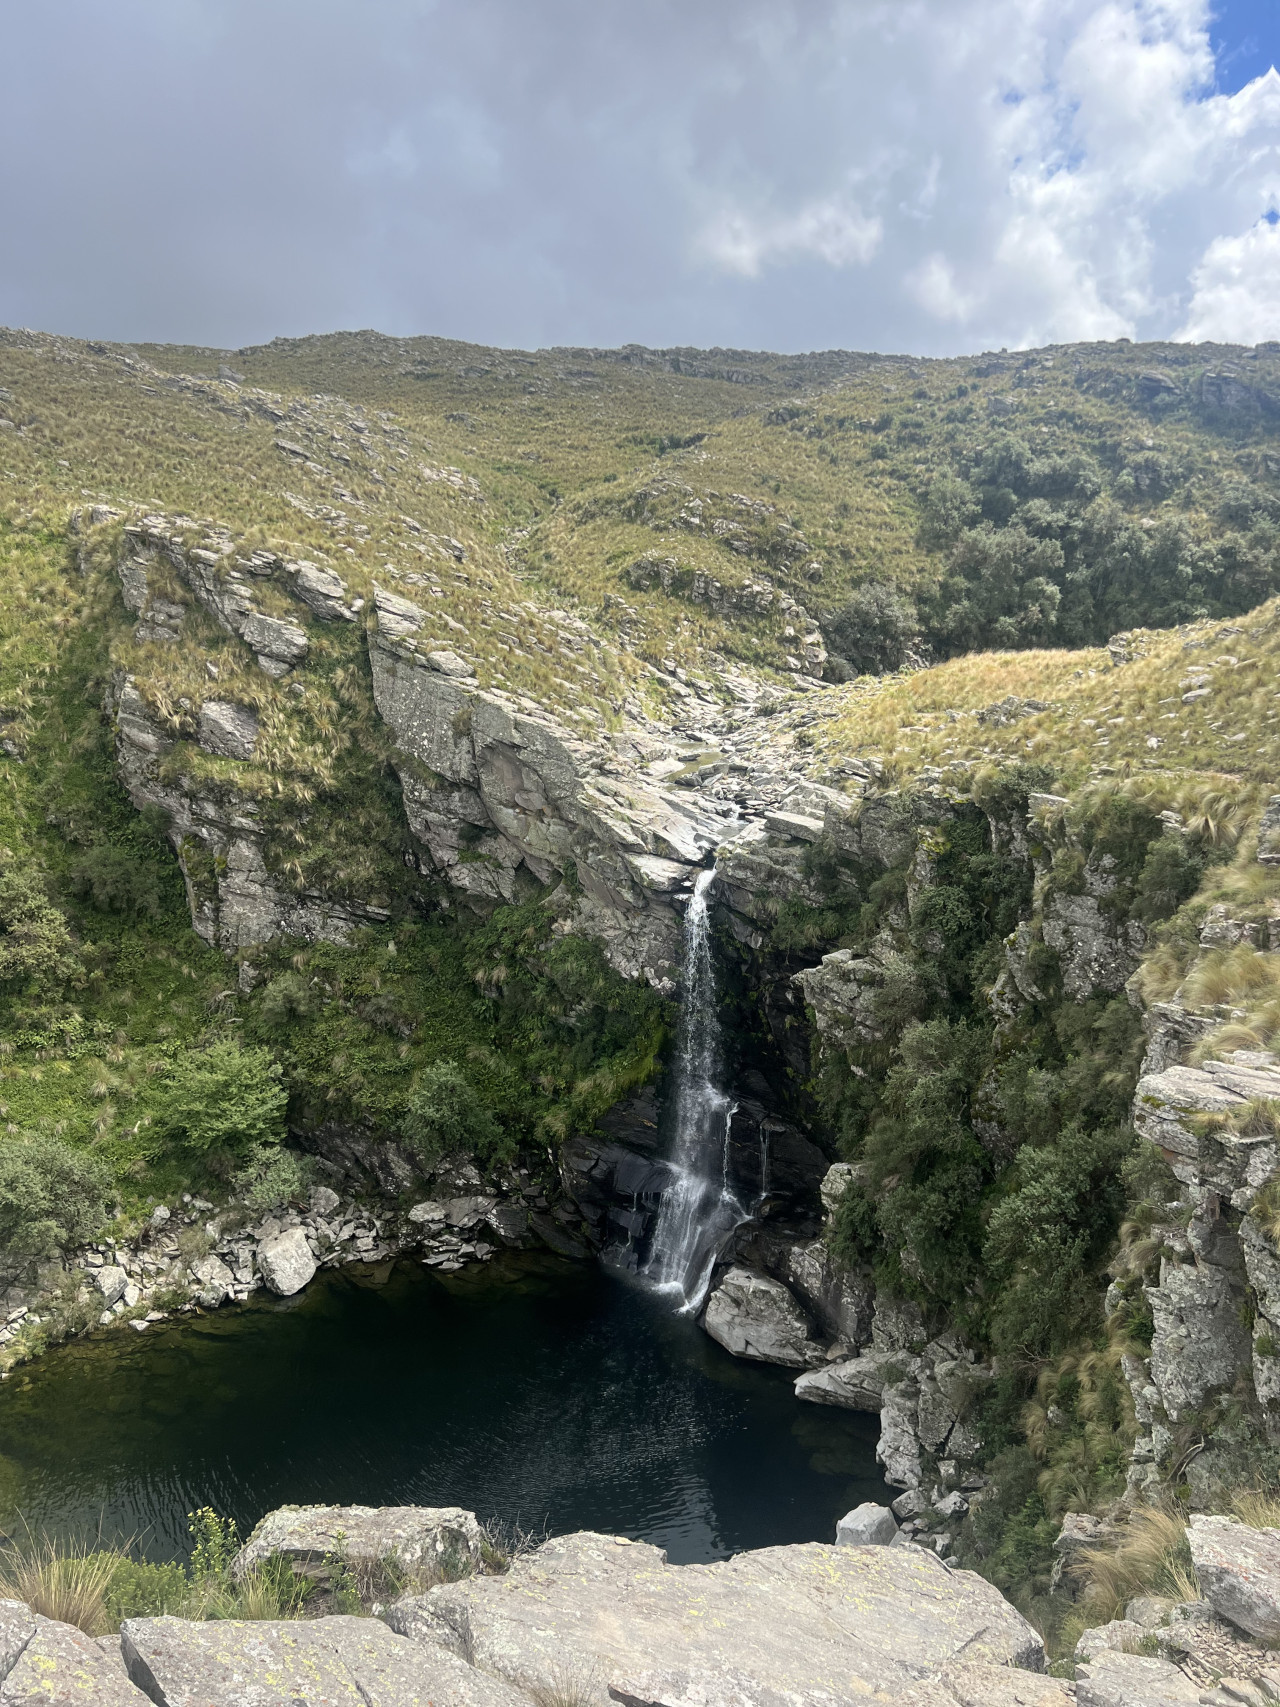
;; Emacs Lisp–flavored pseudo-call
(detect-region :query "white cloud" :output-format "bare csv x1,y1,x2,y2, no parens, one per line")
906,253,978,324
1179,214,1280,342
702,193,882,277
692,0,1280,349
2,0,1279,350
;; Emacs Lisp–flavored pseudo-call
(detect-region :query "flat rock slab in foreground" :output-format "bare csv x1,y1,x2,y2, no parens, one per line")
1075,1648,1203,1706
895,1660,1075,1705
120,1613,526,1707
1187,1514,1280,1641
386,1531,1045,1700
234,1502,484,1579
0,1597,148,1704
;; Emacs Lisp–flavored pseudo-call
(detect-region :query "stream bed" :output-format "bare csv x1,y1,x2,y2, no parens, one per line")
0,1253,886,1564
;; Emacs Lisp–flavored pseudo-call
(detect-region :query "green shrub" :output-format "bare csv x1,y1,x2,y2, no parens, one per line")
0,854,82,996
104,1557,189,1623
0,1133,112,1281
147,1042,286,1161
1132,834,1205,924
69,845,164,919
984,1121,1133,1358
233,1143,315,1212
402,1060,512,1170
824,582,918,675
256,971,316,1030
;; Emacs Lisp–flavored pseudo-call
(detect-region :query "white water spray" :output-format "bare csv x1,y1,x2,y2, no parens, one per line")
642,867,745,1313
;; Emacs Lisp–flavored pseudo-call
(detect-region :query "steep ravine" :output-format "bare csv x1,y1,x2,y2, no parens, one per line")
11,506,1280,1665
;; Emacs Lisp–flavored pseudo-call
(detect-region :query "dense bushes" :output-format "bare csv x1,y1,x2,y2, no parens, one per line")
0,1134,112,1282
146,1042,287,1163
816,779,1150,1358
402,1061,511,1170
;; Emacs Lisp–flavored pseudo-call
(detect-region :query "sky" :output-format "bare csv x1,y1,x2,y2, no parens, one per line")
0,0,1277,356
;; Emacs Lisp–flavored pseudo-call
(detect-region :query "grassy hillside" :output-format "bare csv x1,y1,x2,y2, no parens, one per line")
4,326,1280,718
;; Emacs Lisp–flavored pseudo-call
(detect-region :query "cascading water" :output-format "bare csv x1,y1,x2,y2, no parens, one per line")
641,867,746,1313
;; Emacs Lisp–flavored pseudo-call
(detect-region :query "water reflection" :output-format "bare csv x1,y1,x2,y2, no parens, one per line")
0,1254,886,1563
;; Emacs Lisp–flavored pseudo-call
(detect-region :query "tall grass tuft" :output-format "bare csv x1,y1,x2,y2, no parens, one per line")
0,1532,125,1636
1075,1507,1199,1623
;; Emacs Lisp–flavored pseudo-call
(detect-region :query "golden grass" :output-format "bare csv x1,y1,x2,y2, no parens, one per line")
0,1533,122,1635
1075,1508,1200,1623
1232,1490,1280,1529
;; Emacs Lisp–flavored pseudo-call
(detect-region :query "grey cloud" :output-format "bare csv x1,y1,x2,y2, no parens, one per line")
0,0,1274,352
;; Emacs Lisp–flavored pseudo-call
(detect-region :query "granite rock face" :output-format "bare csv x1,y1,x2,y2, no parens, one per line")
109,673,378,951
896,1662,1073,1706
386,1530,1045,1700
1074,1648,1202,1706
369,587,737,990
196,699,259,760
120,1613,525,1707
234,1503,485,1581
1121,1040,1280,1495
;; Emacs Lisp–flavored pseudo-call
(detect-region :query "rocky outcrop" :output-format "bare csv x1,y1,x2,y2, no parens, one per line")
120,1613,523,1707
115,513,359,668
0,1597,147,1703
109,674,381,951
701,1267,825,1367
1120,1041,1280,1495
385,1529,1046,1698
369,586,740,988
0,1511,1063,1707
234,1504,484,1582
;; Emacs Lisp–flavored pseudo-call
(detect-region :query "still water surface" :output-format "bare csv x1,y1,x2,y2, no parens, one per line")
0,1255,886,1563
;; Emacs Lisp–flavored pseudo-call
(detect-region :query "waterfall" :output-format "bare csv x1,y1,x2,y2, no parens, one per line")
641,866,745,1313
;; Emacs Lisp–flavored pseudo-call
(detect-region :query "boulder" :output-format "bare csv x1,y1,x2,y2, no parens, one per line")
1187,1515,1280,1641
309,1184,341,1217
257,1227,316,1297
94,1265,129,1308
0,1597,147,1703
701,1268,824,1368
385,1530,1045,1699
1074,1648,1202,1706
233,1503,484,1581
795,1349,901,1411
120,1613,524,1707
836,1503,897,1546
188,1253,234,1307
1073,1619,1146,1660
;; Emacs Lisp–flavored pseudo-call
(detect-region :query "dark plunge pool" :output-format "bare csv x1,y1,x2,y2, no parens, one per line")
0,1254,886,1564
